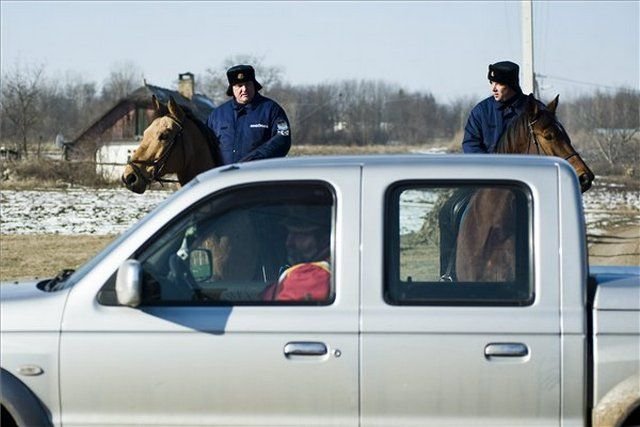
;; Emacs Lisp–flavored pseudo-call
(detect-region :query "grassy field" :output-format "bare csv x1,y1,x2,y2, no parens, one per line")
0,234,117,281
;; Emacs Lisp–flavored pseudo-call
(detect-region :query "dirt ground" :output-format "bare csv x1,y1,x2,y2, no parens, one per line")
588,224,640,266
0,234,117,281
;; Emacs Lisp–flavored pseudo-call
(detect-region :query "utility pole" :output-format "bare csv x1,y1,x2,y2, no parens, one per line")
521,0,537,96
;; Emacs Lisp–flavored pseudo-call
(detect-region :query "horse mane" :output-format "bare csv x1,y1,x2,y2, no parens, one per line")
154,103,223,167
494,110,531,154
182,107,223,167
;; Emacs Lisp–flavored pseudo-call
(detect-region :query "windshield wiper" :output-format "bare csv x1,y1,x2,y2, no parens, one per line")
41,269,75,292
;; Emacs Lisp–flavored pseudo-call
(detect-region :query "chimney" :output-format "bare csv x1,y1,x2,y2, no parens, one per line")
178,72,195,99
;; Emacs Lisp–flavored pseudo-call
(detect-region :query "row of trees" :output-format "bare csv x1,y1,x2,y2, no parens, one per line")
0,61,144,159
1,58,638,173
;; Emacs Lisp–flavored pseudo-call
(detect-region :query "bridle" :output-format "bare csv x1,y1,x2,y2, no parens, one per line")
126,115,185,186
526,115,580,162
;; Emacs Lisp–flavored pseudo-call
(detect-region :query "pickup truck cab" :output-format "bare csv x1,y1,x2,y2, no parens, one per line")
2,155,639,426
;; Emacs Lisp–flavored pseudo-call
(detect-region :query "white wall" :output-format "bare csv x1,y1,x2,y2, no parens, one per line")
96,141,139,181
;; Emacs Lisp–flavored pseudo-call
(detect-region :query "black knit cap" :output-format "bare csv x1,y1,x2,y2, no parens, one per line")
487,61,521,92
225,64,263,96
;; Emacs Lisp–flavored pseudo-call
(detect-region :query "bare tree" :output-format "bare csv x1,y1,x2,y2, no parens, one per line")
0,63,45,158
202,54,284,106
568,89,640,170
332,80,392,146
101,60,143,103
39,72,101,146
282,83,340,145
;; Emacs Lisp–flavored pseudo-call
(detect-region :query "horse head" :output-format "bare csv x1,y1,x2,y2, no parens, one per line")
523,94,595,192
122,96,220,194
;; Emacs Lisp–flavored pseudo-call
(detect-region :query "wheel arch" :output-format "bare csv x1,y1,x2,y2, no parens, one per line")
0,368,52,427
593,373,640,427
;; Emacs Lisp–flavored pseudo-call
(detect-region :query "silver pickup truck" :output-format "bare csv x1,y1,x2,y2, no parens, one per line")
2,155,639,427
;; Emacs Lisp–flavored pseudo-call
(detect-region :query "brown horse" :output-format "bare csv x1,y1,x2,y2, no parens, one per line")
122,96,222,194
455,94,595,282
122,97,259,282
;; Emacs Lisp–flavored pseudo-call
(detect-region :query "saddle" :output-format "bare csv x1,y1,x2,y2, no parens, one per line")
438,189,475,282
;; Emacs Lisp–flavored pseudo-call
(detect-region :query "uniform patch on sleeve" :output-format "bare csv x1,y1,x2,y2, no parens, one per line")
276,120,290,136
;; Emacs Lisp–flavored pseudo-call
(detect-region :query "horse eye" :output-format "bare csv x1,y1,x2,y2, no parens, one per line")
543,132,553,140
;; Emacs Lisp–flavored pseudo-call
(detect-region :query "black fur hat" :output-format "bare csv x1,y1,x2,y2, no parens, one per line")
226,64,263,96
488,61,522,93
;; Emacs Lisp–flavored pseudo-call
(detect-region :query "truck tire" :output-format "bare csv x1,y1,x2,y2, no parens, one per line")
0,369,52,427
593,374,640,427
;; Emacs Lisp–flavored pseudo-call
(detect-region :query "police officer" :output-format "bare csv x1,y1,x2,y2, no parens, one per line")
462,61,528,153
207,64,291,164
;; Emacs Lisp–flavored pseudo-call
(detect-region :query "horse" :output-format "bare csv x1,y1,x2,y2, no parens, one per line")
454,94,595,282
121,97,260,283
122,96,223,194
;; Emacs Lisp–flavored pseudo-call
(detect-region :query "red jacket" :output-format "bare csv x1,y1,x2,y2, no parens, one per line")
262,261,330,301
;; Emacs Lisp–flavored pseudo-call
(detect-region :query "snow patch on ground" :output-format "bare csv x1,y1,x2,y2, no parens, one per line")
1,188,168,235
1,182,638,236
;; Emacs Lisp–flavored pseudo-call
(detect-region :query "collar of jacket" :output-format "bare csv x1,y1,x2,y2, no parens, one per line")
232,92,263,112
496,92,526,111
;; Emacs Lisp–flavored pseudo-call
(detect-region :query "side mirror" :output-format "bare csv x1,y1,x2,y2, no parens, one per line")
116,259,142,307
189,248,212,282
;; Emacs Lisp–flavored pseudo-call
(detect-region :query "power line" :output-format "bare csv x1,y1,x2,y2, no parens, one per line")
536,73,634,92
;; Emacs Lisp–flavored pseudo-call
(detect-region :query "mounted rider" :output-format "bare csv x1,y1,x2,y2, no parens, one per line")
443,61,529,279
462,61,529,153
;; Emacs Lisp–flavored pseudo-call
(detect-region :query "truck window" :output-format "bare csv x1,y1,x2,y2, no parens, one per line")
106,182,335,306
385,182,533,306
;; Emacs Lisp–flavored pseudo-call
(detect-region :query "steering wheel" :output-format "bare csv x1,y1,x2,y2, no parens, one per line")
168,254,209,302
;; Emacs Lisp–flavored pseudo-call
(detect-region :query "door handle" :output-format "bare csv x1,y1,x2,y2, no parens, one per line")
284,342,327,357
484,343,529,359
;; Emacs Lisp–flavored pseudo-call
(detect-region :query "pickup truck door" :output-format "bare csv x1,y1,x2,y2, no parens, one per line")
360,162,562,426
59,167,361,426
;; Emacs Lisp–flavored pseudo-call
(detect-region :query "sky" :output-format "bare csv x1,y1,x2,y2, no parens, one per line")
1,1,638,104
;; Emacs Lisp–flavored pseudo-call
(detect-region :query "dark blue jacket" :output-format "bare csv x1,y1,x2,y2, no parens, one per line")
207,93,291,164
462,93,528,153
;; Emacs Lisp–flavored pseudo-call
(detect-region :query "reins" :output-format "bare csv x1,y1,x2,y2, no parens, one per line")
526,115,579,162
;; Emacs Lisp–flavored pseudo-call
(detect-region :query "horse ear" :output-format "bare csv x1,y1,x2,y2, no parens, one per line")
151,95,168,117
167,96,185,121
546,95,560,115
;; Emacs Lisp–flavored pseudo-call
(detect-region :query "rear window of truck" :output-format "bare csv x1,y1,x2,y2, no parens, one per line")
385,181,534,306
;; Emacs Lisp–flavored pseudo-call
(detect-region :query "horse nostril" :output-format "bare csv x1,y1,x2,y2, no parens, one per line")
123,173,137,186
580,173,591,185
579,173,593,192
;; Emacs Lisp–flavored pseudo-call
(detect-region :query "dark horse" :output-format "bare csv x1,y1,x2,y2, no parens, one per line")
122,96,223,194
451,94,595,282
